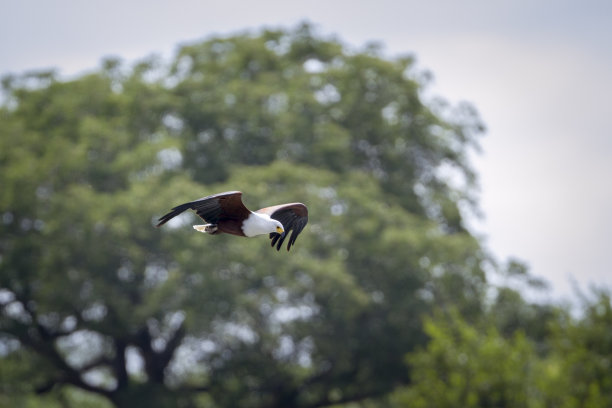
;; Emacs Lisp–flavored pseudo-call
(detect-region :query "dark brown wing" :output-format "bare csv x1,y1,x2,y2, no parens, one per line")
257,203,308,251
156,191,251,227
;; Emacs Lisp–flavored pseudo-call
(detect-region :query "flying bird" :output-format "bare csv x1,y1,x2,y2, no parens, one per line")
156,191,308,251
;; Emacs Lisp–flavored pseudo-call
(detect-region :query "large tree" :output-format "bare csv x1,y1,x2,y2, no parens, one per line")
0,24,486,407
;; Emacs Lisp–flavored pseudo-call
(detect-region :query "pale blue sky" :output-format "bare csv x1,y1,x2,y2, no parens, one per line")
2,0,611,300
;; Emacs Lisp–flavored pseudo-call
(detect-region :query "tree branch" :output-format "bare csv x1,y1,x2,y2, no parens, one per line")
159,321,186,369
130,320,187,385
5,298,114,399
114,338,129,390
77,355,114,373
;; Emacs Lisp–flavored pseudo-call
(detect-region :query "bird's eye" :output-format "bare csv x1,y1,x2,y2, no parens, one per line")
276,226,284,233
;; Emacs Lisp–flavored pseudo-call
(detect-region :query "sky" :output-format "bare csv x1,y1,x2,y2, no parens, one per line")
2,0,611,301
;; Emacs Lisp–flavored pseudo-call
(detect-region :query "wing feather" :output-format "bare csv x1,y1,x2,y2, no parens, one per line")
156,191,250,227
257,203,308,251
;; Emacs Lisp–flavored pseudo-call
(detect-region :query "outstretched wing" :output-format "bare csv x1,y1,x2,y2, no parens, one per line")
156,191,250,227
257,203,308,251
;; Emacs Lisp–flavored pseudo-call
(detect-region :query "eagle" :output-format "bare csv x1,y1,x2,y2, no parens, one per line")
156,191,308,251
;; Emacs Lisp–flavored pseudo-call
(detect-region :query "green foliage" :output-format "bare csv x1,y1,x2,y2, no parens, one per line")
541,290,612,408
0,24,486,407
168,23,481,233
389,291,612,408
393,310,539,408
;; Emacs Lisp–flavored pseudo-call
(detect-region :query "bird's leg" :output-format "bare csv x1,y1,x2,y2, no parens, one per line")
193,224,218,234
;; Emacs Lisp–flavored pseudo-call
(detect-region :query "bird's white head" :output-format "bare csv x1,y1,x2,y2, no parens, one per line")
272,219,285,235
242,212,285,237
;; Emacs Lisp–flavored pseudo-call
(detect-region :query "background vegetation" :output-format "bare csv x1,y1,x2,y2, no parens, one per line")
1,24,611,408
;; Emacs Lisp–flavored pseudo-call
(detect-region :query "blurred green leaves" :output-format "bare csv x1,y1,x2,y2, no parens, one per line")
394,310,538,408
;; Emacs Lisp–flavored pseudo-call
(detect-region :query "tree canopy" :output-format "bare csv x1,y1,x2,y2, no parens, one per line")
1,23,610,408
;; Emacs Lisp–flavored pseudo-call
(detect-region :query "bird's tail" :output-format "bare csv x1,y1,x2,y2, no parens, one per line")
155,202,193,227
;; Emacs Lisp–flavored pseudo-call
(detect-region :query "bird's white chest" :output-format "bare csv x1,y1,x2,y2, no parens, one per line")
242,212,274,237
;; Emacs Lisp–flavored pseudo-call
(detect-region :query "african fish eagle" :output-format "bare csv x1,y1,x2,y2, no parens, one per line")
156,191,308,251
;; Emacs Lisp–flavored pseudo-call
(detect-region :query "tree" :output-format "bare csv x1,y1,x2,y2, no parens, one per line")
1,24,486,407
390,282,612,408
392,309,540,408
541,289,612,408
